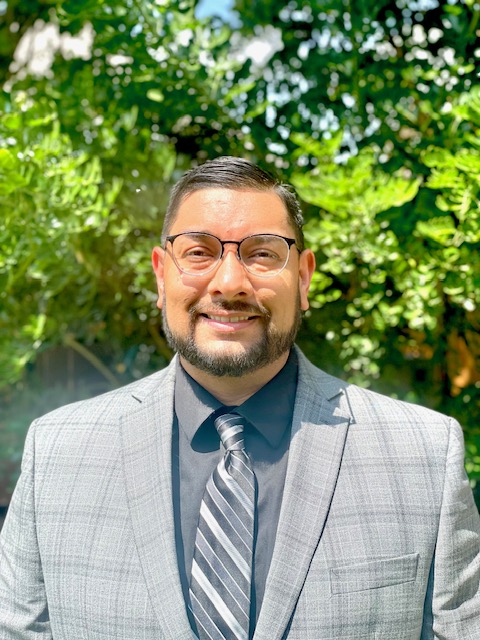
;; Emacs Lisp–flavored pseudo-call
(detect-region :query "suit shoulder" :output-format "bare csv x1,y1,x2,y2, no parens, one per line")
344,381,452,430
297,348,453,433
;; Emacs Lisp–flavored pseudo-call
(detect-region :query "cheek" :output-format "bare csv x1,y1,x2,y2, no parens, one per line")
164,291,196,320
164,270,204,304
259,283,298,324
163,279,206,331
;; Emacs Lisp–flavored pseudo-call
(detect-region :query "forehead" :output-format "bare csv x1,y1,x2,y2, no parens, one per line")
169,188,292,237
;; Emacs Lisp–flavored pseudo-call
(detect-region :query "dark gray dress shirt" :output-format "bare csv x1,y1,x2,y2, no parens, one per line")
172,349,298,629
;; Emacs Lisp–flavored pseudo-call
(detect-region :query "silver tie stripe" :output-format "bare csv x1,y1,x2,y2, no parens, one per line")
189,413,256,640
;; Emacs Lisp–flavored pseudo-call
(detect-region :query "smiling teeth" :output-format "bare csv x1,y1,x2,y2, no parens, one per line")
208,315,251,322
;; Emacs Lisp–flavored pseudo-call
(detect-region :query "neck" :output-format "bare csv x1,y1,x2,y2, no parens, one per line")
179,352,290,406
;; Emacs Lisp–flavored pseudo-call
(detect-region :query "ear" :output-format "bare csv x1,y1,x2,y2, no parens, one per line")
298,248,316,311
152,246,166,310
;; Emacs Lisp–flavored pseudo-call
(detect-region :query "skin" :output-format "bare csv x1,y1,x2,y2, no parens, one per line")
152,188,316,406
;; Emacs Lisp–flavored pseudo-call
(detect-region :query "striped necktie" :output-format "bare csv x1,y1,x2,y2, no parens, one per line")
189,412,256,640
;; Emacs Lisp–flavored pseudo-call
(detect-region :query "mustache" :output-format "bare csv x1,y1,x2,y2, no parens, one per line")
189,300,271,320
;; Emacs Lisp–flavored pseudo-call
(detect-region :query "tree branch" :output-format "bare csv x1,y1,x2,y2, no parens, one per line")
63,334,120,387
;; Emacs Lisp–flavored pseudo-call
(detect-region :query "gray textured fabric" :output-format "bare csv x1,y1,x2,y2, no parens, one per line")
0,347,479,639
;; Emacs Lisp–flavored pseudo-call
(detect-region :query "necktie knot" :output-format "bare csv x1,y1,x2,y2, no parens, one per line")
214,413,245,452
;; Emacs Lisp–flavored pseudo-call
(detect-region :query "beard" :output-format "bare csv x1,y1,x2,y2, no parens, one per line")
161,295,302,377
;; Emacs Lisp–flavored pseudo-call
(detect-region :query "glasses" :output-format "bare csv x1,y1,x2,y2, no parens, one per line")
165,232,299,277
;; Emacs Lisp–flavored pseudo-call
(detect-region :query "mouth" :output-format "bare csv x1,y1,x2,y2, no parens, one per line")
195,308,264,333
190,302,268,333
202,313,257,323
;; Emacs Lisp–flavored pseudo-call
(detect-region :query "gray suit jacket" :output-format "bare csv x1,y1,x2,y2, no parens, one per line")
1,348,479,639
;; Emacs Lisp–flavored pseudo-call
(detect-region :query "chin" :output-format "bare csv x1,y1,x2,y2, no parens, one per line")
162,305,301,378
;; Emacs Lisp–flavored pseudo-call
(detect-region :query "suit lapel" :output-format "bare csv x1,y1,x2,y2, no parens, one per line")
254,353,351,640
121,359,194,640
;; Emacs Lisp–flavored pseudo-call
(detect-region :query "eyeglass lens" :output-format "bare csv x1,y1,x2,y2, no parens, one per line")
171,233,291,276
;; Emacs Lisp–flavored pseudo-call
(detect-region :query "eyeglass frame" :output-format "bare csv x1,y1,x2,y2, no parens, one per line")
164,231,300,278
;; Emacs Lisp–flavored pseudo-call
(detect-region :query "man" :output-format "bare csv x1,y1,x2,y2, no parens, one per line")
0,156,479,639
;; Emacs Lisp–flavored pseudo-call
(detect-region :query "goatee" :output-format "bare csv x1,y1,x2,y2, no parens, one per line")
161,298,302,377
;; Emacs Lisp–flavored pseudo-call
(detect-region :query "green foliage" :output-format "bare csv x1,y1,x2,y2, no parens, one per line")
0,92,174,388
233,0,479,166
3,0,251,163
0,94,113,383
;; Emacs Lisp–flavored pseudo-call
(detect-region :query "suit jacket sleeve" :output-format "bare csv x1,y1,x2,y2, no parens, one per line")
0,421,52,638
427,418,480,639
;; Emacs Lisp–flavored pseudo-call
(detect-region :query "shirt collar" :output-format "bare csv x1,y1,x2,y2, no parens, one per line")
174,350,298,449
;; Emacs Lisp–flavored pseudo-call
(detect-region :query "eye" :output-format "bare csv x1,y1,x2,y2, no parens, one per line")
242,238,283,261
248,248,278,261
184,246,216,258
174,234,220,266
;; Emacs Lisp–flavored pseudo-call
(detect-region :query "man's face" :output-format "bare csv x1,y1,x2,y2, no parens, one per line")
152,188,315,378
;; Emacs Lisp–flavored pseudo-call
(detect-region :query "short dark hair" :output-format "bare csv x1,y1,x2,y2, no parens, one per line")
162,156,305,250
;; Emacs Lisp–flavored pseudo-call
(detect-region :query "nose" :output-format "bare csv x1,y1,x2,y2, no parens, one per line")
206,246,254,300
